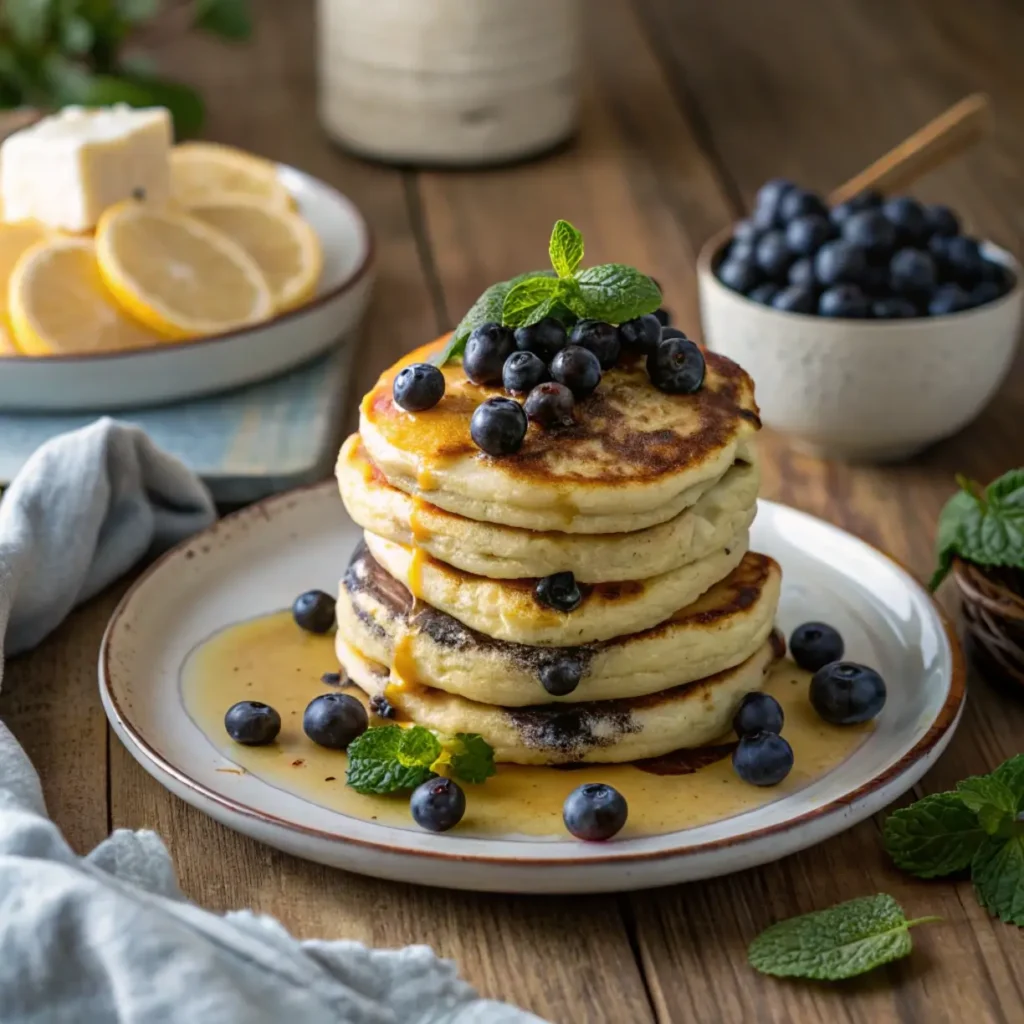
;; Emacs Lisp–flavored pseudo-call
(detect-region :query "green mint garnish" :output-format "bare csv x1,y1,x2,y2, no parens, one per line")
502,275,564,328
930,469,1024,589
747,894,939,981
446,732,496,784
883,792,988,877
972,835,1024,926
549,218,584,278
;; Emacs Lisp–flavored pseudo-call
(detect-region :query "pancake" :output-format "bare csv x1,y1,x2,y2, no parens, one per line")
359,336,760,533
338,434,760,582
338,635,781,765
337,544,782,705
363,529,749,646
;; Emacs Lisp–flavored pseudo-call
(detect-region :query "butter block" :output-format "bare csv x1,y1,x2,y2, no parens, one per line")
0,105,172,232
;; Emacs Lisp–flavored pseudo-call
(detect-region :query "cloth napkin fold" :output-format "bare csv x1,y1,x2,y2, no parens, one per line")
0,419,545,1024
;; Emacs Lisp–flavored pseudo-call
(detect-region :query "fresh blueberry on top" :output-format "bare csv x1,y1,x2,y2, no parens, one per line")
753,178,795,229
540,658,583,696
717,257,761,294
647,336,706,395
842,209,897,258
779,188,828,222
653,307,671,327
569,319,621,369
551,345,602,399
463,322,515,385
809,662,887,725
514,317,567,362
754,230,793,280
872,297,918,318
790,622,844,672
303,693,368,749
524,381,575,429
861,262,891,297
618,313,663,354
470,396,528,455
410,777,466,833
771,284,816,314
369,694,397,719
787,257,816,288
563,783,628,841
732,732,794,786
818,284,870,318
224,701,281,746
786,214,833,257
928,283,972,316
814,240,868,287
944,235,985,283
924,204,960,238
829,189,882,227
889,248,937,295
733,692,784,738
728,239,756,263
660,326,688,340
392,362,445,412
747,282,780,305
534,571,583,613
502,350,549,394
293,590,336,633
882,196,929,246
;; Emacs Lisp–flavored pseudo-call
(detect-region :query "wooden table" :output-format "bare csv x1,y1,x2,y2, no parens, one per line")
3,2,1024,1021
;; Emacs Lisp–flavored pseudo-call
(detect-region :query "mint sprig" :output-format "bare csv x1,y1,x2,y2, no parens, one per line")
748,894,939,980
883,792,988,877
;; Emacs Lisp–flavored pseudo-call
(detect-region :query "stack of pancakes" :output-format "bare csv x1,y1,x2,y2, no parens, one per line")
335,338,783,765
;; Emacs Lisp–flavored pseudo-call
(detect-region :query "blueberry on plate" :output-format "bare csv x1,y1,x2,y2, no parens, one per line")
755,230,793,279
732,732,794,786
842,209,897,258
393,362,445,412
928,283,972,316
410,777,466,833
733,692,784,738
470,396,529,455
889,248,937,295
787,257,816,289
224,701,281,746
790,621,845,672
872,297,918,319
303,692,368,749
647,336,706,395
569,319,621,369
524,381,575,428
563,782,628,841
534,571,583,612
809,662,887,725
818,284,870,318
463,322,516,385
653,307,671,326
829,189,882,227
753,178,795,229
660,326,688,340
814,240,868,287
747,282,780,305
717,258,761,294
785,214,833,257
779,188,828,222
293,590,336,633
502,350,549,394
618,313,663,353
771,284,816,314
924,204,960,238
540,658,583,696
515,317,567,362
882,196,929,246
551,345,602,399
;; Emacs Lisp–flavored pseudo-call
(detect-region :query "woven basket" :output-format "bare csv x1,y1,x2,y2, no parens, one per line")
952,557,1024,691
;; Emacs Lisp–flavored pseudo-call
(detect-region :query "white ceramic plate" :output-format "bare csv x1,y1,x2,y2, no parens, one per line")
0,166,374,412
99,484,965,894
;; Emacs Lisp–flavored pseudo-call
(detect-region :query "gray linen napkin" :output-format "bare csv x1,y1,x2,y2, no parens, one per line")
0,419,545,1024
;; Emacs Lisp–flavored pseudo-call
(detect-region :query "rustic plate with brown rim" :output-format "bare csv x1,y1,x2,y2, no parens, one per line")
98,482,964,894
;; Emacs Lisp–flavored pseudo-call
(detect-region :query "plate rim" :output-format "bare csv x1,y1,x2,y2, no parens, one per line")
99,480,967,868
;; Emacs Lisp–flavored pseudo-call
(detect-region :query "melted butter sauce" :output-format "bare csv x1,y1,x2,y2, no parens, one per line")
181,611,872,839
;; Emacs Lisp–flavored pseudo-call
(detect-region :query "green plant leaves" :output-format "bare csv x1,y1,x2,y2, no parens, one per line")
568,263,662,323
194,0,252,41
549,218,583,278
502,275,563,328
3,0,56,49
972,836,1024,926
446,733,496,784
883,792,988,877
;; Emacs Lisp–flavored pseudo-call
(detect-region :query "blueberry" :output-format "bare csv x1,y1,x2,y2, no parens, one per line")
928,283,971,316
732,732,794,786
790,621,845,672
410,777,466,833
829,190,882,227
728,239,755,263
392,362,445,413
660,326,688,340
787,257,816,288
786,214,834,257
303,692,368,749
524,381,575,428
647,336,705,395
747,282,780,305
534,571,583,613
569,319,621,370
809,662,887,724
369,694,397,719
883,196,929,246
814,240,868,286
771,285,816,314
889,248,937,295
563,782,628,841
224,701,281,746
514,317,567,362
755,230,793,280
980,259,1014,291
717,258,761,294
779,188,828,222
753,178,795,229
550,345,602,399
842,210,896,258
618,313,663,354
502,351,549,394
470,396,528,455
872,297,918,319
540,658,582,696
944,236,985,284
924,204,960,238
463,322,515,385
293,590,335,633
653,308,671,326
732,218,762,243
969,280,1006,308
732,692,784,738
818,284,870,318
861,262,891,297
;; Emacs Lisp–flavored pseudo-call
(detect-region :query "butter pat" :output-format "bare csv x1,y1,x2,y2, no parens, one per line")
1,105,172,232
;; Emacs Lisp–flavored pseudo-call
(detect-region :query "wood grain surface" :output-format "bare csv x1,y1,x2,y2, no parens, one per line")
2,1,1023,1021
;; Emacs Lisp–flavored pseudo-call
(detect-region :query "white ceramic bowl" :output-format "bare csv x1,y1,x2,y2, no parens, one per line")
0,164,374,412
698,234,1023,461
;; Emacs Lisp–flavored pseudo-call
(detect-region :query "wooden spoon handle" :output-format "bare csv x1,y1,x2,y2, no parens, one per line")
829,93,992,205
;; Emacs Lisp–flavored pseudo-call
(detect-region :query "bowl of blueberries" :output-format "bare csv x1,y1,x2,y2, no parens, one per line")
698,179,1022,461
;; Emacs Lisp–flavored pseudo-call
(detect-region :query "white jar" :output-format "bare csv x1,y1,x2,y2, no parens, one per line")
317,0,582,166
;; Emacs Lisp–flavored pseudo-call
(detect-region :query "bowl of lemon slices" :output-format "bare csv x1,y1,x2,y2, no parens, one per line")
0,107,373,411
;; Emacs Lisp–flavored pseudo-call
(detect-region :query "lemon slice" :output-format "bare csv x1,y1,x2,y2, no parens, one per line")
0,220,50,319
170,142,293,210
8,237,164,355
190,197,322,312
95,201,275,340
0,319,22,355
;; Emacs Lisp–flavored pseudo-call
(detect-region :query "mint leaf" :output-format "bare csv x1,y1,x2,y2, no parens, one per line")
991,754,1024,812
930,489,975,589
972,835,1024,926
397,725,442,768
502,275,563,328
448,733,496,784
748,894,938,980
956,775,1019,825
549,220,584,278
569,264,661,324
884,792,987,878
345,725,437,795
194,0,253,41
